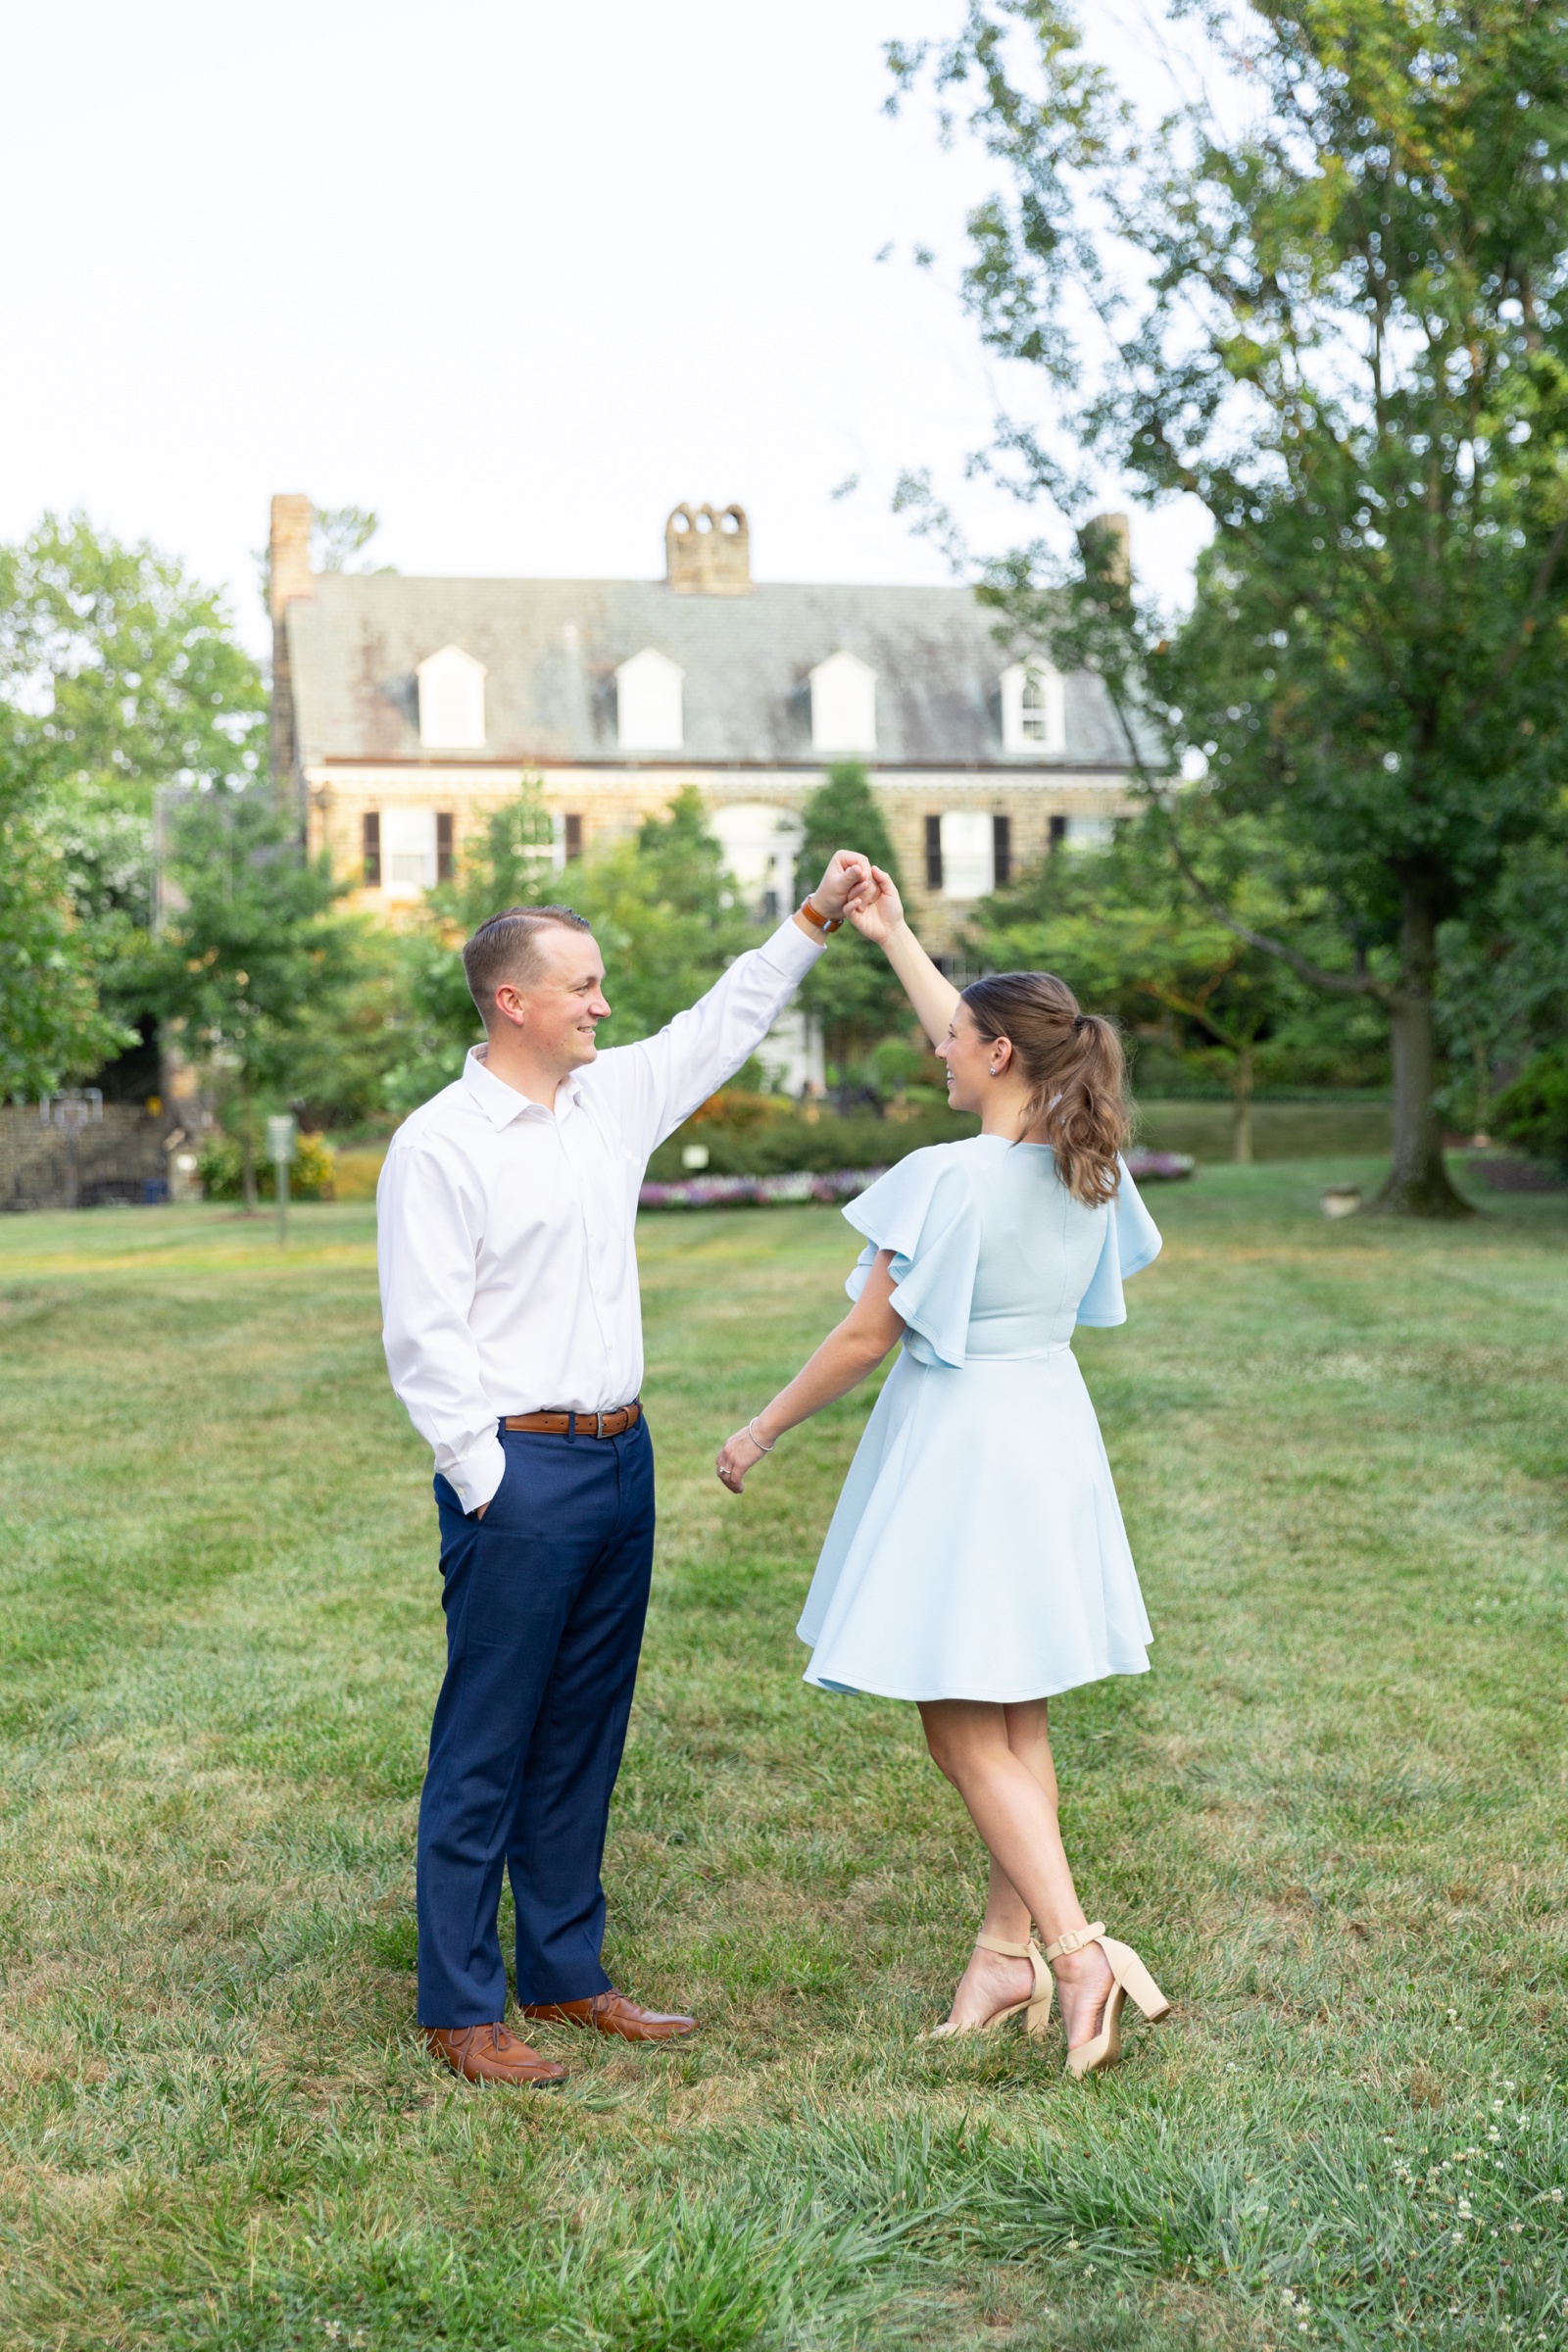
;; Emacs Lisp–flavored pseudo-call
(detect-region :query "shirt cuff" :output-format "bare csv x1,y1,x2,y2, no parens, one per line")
757,911,827,982
444,1431,507,1514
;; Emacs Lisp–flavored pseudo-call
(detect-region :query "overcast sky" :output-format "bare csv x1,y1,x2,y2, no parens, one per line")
1,0,1211,659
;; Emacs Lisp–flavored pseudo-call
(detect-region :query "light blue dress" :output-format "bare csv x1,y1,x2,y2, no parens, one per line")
797,1135,1162,1703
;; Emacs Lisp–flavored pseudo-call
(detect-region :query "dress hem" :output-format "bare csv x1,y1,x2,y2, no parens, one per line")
800,1654,1151,1704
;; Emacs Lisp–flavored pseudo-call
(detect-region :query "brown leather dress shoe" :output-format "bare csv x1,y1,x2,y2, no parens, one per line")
519,1987,699,2042
423,2023,567,2086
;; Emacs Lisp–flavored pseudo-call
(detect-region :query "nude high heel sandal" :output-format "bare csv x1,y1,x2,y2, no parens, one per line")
1042,1922,1171,2079
924,1932,1055,2041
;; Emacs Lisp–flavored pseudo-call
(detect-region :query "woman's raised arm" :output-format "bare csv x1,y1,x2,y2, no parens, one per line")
845,865,960,1049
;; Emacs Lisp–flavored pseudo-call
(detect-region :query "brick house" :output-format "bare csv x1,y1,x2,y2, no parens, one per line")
269,495,1145,963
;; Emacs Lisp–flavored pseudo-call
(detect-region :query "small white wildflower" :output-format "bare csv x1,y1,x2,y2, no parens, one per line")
1489,2127,1502,2141
1505,2079,1516,2088
1457,2199,1473,2218
1494,2099,1506,2113
1451,2229,1464,2243
1510,2221,1524,2234
1549,2187,1563,2203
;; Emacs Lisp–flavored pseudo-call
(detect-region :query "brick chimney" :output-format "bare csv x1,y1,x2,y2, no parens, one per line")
1081,511,1131,587
665,502,752,595
269,494,315,788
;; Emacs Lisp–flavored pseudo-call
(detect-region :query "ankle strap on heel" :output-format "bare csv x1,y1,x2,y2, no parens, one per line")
1043,1922,1105,1964
974,1933,1036,1959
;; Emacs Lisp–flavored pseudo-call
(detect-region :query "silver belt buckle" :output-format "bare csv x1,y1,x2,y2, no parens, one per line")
595,1411,607,1438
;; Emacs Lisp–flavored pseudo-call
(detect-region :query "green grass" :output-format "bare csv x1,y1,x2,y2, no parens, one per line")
0,1162,1565,2351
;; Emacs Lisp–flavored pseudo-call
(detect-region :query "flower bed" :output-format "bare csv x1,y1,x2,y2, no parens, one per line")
639,1168,887,1210
638,1150,1196,1211
1126,1150,1196,1181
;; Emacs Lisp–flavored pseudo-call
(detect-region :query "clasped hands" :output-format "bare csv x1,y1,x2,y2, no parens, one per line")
807,852,901,934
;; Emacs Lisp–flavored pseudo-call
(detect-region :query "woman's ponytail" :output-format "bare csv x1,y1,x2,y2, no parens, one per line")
961,974,1130,1205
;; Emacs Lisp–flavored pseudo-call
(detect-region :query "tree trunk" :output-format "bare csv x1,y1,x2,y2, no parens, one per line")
240,1075,259,1214
1231,1042,1254,1164
1373,892,1472,1218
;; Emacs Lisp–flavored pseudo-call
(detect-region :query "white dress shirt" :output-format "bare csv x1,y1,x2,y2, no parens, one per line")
377,915,824,1513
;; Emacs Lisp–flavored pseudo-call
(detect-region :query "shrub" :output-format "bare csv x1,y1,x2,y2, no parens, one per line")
196,1130,337,1200
1491,1046,1568,1172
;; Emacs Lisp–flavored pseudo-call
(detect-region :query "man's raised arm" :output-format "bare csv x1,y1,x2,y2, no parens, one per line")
593,851,869,1157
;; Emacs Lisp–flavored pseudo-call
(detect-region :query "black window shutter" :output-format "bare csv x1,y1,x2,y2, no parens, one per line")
992,812,1011,888
363,810,380,885
925,814,943,891
436,811,455,882
564,813,583,860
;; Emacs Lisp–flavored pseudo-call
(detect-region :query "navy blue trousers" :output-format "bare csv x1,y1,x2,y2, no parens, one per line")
416,1415,656,2027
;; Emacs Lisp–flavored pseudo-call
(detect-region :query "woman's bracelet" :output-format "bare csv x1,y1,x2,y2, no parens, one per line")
748,1418,776,1453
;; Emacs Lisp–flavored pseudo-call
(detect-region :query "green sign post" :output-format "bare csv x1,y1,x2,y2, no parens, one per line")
266,1114,296,1248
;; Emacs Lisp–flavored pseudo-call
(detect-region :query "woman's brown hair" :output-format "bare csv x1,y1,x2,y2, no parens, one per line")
960,972,1130,1205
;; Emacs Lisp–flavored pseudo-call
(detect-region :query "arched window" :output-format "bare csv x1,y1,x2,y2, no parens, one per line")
809,651,877,755
1000,661,1065,754
416,646,487,750
615,648,684,751
708,802,805,922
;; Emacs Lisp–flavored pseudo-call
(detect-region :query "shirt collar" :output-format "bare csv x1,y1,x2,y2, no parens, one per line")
462,1044,584,1129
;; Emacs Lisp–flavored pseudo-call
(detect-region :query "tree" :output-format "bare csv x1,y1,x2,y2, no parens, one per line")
977,808,1350,1159
893,0,1568,1213
568,788,756,1046
1434,822,1568,1137
0,513,267,814
144,788,350,1207
796,763,909,1084
0,739,133,1100
0,513,270,1098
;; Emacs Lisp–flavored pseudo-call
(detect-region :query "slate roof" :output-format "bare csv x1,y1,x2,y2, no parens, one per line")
285,573,1138,768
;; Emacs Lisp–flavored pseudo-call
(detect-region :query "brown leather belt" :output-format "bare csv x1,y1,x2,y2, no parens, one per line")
502,1401,642,1439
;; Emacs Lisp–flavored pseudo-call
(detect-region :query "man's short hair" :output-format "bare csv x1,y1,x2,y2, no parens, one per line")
462,905,594,1022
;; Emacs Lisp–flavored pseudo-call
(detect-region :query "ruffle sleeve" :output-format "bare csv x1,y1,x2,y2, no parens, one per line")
842,1148,979,1369
1075,1156,1163,1329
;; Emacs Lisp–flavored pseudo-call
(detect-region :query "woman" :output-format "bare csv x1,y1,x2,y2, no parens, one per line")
715,867,1170,2078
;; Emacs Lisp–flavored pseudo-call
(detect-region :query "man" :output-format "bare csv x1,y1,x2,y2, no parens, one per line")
377,851,869,2086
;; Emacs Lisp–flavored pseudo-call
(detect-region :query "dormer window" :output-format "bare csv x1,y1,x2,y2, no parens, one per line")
1001,660,1064,755
416,646,487,750
615,648,684,751
809,651,877,755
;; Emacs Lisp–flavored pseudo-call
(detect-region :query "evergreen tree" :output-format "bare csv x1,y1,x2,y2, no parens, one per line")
144,788,350,1206
797,763,910,1084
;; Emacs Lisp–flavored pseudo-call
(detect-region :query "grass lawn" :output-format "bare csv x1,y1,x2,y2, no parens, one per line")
0,1161,1564,2352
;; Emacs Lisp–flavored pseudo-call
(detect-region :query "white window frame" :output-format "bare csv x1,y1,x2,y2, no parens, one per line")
382,806,439,899
1000,659,1065,755
939,809,995,900
615,647,685,751
808,650,877,755
416,645,487,750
